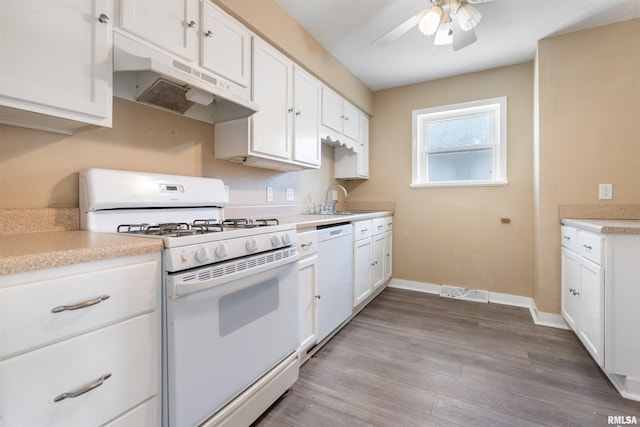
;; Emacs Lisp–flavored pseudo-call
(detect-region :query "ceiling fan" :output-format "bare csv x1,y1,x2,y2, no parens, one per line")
372,0,496,51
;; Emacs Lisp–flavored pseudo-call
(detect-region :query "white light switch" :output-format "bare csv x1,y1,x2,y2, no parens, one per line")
599,184,612,200
285,188,294,201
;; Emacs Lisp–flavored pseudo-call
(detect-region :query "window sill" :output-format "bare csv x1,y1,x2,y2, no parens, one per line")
410,180,509,189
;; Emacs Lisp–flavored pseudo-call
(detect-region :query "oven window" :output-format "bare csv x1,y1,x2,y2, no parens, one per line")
219,278,280,336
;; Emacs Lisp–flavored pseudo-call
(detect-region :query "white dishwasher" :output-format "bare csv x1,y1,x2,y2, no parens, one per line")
316,223,354,342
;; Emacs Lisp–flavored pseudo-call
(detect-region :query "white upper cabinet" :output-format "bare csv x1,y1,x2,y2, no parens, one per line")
0,0,112,134
200,1,251,88
119,0,199,62
215,37,321,171
292,68,322,167
251,37,294,160
321,87,360,145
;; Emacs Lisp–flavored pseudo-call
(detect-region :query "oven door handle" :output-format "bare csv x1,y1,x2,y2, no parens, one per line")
169,257,297,299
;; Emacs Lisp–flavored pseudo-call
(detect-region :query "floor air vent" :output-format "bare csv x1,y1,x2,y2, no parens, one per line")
439,285,489,303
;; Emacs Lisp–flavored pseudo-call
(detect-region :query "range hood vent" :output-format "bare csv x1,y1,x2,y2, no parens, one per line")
138,78,195,114
113,32,258,124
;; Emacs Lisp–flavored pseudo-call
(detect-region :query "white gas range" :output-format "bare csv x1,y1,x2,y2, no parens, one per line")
80,168,300,427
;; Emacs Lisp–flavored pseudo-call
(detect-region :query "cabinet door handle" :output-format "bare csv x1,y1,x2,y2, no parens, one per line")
301,242,313,249
295,111,301,116
53,373,112,402
563,236,571,240
582,244,592,250
204,30,213,37
315,294,321,299
98,13,109,24
188,20,197,28
51,295,110,313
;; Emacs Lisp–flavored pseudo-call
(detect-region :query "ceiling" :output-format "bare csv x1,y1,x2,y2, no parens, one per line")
274,0,640,91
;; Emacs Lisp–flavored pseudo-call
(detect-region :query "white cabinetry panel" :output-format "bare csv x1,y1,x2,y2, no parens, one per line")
119,0,199,62
0,0,112,132
0,313,158,427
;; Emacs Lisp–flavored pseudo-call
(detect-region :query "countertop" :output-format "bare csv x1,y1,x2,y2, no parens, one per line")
281,210,393,229
0,231,164,276
0,210,393,276
561,218,640,235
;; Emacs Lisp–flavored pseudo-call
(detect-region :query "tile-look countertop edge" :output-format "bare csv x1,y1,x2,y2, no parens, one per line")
0,231,164,276
561,218,640,235
558,204,640,221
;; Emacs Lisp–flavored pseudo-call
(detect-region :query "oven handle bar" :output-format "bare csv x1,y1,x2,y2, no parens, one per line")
168,254,298,299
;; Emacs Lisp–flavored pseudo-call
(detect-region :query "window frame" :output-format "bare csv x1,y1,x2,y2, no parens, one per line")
411,96,508,188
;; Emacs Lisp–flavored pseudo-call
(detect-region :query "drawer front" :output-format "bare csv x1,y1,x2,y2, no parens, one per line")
353,220,372,240
0,258,159,359
0,313,159,427
297,230,318,256
578,231,604,265
104,396,158,427
372,217,387,235
560,226,578,251
385,216,393,231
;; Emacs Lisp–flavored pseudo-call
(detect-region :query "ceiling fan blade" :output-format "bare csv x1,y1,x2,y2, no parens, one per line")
371,9,428,47
452,20,477,51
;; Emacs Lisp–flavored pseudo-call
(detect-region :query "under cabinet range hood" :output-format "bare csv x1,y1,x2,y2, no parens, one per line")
112,32,258,124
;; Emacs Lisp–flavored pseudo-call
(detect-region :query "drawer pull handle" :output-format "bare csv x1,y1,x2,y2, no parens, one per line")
301,242,313,249
563,236,571,240
51,295,110,313
53,373,112,402
582,244,592,250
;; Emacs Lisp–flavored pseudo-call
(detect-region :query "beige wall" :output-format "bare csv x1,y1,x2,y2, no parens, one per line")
346,62,535,298
533,19,640,313
0,98,335,208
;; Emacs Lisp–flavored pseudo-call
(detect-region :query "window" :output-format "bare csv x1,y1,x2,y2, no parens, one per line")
411,97,507,187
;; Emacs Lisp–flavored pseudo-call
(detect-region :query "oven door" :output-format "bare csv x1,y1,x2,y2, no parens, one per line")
164,251,299,427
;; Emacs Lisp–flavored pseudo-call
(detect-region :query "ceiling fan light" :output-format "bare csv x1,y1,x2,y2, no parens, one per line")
456,4,481,31
418,5,442,35
434,24,453,45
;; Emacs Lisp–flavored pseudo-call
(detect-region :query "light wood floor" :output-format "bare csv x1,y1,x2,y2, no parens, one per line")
253,287,640,426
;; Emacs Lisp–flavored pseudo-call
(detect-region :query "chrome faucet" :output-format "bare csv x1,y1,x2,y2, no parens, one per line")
324,184,348,214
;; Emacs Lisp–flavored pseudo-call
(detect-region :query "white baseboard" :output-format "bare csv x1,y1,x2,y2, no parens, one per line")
387,279,569,330
388,278,440,294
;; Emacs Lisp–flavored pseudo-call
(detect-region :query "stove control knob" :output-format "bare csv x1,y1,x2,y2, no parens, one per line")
271,235,281,247
215,243,228,259
282,234,292,246
246,238,258,253
195,246,210,263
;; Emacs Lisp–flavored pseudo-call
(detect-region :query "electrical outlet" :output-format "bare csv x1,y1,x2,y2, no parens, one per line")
599,183,612,200
285,187,294,201
332,190,338,201
266,187,274,202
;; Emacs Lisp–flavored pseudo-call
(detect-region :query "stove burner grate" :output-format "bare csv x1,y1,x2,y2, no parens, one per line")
116,218,279,237
222,218,280,228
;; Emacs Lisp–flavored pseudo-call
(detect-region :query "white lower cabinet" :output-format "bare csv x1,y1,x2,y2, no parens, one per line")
561,222,640,401
560,226,604,366
353,216,393,308
297,229,318,360
0,253,161,426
